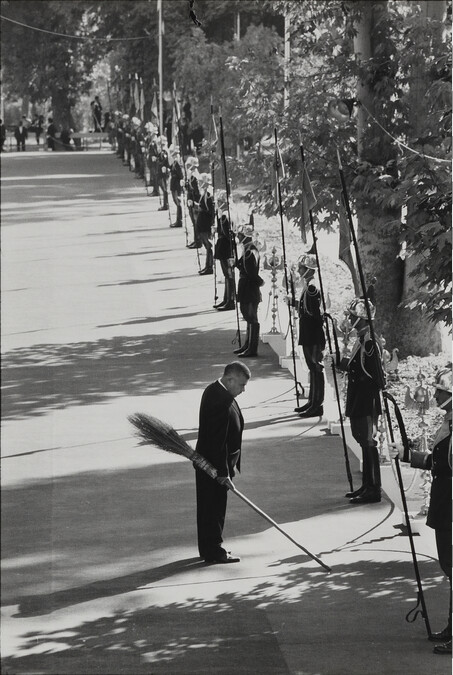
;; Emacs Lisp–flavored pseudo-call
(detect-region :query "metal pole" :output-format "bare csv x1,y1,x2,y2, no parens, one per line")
336,147,432,638
275,128,302,406
158,0,163,135
219,110,242,348
300,143,353,490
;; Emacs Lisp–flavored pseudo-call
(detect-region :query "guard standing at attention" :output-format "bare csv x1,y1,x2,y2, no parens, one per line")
331,286,385,504
294,251,326,418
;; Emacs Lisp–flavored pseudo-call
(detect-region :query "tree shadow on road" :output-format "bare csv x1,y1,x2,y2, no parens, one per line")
1,559,446,675
1,327,287,420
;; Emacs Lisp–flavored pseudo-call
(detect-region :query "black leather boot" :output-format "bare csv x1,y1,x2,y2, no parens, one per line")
240,323,259,357
233,324,249,355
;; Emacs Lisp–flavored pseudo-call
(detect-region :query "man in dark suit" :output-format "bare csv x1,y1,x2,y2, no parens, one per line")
195,361,251,563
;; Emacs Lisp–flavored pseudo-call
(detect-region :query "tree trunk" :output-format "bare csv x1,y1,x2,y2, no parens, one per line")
400,0,446,355
51,88,76,131
353,1,442,356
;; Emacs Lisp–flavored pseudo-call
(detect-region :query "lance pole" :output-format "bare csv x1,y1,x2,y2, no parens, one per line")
336,147,431,637
300,143,353,491
174,88,199,256
219,109,242,347
275,128,302,406
209,98,218,305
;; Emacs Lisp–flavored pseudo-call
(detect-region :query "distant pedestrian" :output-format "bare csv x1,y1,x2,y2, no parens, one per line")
32,114,44,146
91,95,103,132
14,119,28,151
0,119,6,152
46,118,56,151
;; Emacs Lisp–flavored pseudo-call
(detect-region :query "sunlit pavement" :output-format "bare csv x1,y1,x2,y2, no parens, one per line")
1,150,448,674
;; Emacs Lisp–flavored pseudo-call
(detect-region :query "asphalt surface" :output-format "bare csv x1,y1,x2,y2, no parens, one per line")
1,149,450,675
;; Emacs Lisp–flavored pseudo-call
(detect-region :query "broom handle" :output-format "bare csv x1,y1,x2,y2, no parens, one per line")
227,483,331,573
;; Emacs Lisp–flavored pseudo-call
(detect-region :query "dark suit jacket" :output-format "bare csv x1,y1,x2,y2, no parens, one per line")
196,380,244,478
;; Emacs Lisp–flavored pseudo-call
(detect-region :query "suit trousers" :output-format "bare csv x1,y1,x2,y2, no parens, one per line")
196,468,228,559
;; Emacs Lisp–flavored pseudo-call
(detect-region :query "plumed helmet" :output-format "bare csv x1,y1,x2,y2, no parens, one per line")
131,116,141,126
433,365,452,392
237,224,254,240
198,172,212,186
348,297,376,320
185,155,198,167
297,253,317,269
122,113,130,120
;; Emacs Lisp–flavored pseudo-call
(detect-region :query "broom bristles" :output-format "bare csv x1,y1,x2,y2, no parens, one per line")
128,413,218,479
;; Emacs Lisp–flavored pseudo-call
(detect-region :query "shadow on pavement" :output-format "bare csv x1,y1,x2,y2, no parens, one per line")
1,327,288,420
1,560,445,675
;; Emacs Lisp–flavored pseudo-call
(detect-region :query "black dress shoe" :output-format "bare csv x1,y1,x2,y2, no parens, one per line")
429,627,452,642
217,302,235,311
205,553,240,564
199,268,213,276
433,640,452,655
298,407,323,418
294,403,310,413
349,488,381,504
187,242,202,249
345,485,366,499
170,222,182,228
158,205,169,211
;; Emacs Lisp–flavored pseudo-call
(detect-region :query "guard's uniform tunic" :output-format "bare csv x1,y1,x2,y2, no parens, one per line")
298,280,326,412
338,334,385,490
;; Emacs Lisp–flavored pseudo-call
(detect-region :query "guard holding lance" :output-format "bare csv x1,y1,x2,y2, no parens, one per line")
294,251,326,418
233,223,264,358
330,285,385,504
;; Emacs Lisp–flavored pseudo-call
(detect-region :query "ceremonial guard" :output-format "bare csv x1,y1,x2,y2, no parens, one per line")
196,173,215,275
157,136,170,211
146,124,160,197
122,116,132,167
214,195,235,311
186,156,202,249
390,365,452,655
294,252,326,418
234,224,264,358
168,145,184,228
332,290,385,503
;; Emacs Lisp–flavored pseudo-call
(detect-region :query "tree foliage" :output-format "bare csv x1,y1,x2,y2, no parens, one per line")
1,0,104,127
1,0,450,334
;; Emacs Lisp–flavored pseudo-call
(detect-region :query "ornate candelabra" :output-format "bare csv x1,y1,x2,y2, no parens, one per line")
334,311,353,420
263,247,283,334
405,369,432,515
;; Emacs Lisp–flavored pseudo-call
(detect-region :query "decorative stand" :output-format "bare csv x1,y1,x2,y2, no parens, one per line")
261,248,287,357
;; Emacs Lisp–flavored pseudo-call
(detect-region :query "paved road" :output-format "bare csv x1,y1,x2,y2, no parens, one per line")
1,150,449,674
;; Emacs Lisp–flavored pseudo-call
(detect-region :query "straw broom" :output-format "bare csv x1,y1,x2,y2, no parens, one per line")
128,412,331,573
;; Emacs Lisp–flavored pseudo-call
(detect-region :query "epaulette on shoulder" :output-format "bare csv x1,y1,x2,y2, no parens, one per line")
363,338,375,356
